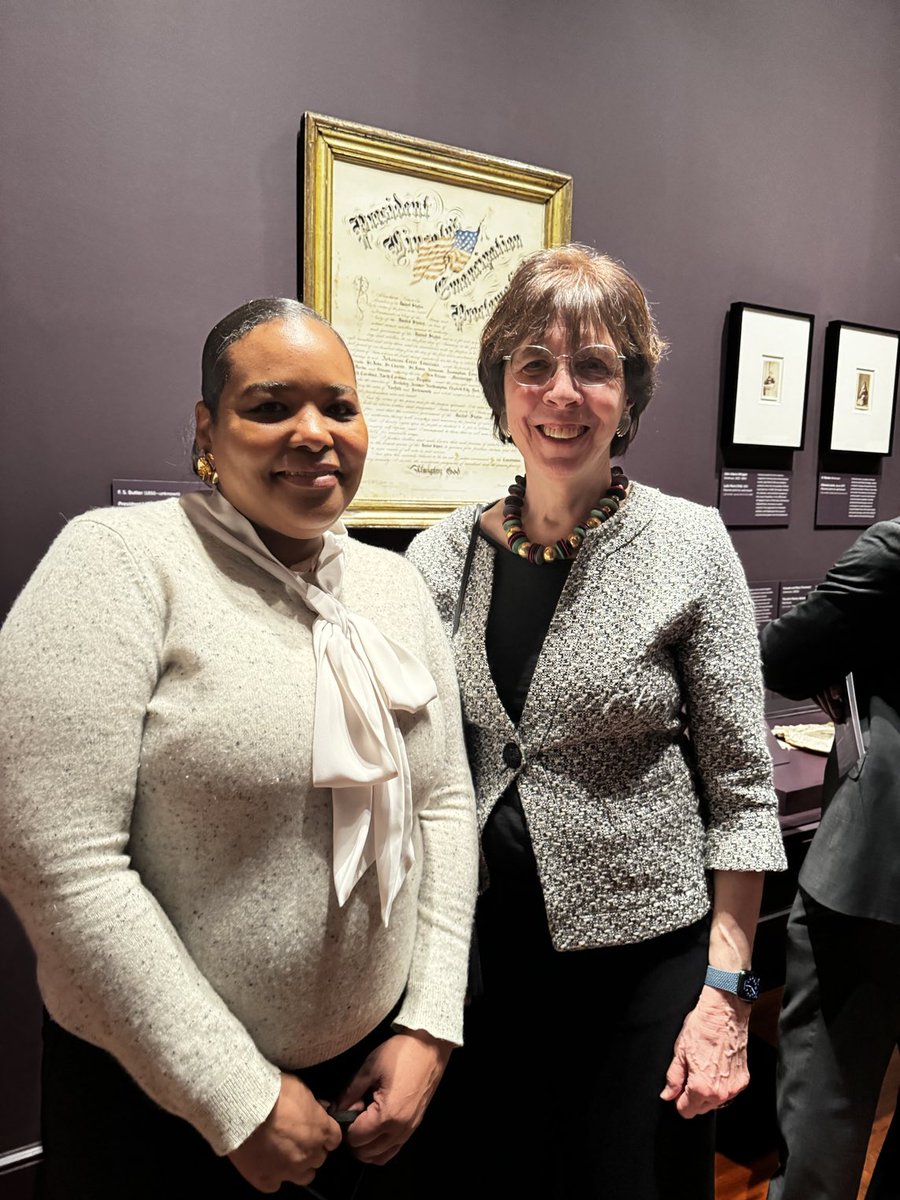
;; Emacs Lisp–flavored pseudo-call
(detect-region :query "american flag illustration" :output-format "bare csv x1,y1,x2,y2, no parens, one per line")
446,226,480,272
411,226,480,281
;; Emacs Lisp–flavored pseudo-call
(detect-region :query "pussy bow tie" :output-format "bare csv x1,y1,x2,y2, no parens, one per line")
182,489,437,923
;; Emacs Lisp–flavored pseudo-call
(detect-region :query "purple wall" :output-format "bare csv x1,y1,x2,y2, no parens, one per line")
1,0,899,1173
2,0,899,619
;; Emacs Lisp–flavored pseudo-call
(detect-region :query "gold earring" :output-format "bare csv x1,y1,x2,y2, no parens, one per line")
195,450,218,487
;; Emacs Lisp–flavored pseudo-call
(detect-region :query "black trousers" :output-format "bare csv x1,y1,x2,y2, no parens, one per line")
391,870,716,1200
767,889,900,1200
37,1011,409,1200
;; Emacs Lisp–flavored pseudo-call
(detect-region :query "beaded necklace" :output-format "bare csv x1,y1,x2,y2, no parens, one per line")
502,466,629,564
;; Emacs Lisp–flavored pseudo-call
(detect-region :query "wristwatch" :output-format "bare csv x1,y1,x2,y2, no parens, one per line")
704,965,761,1002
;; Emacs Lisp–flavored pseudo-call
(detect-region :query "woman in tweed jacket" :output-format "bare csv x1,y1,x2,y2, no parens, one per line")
406,245,785,1200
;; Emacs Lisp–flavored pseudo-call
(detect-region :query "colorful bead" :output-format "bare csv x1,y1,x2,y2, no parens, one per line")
500,468,629,566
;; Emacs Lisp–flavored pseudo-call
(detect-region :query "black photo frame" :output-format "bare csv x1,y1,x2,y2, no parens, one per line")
722,302,814,449
821,320,899,455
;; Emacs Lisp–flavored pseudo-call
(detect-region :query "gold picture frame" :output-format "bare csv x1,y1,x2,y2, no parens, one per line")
300,112,573,526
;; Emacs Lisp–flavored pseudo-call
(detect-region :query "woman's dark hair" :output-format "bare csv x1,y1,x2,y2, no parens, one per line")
200,298,342,416
193,298,345,473
478,244,667,456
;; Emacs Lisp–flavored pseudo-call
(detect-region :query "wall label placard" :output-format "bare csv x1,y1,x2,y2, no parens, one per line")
778,579,820,616
112,479,207,506
815,473,879,527
747,580,779,626
719,469,792,527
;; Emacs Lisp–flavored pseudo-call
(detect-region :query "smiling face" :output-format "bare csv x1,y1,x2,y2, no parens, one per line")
194,317,368,565
503,322,629,489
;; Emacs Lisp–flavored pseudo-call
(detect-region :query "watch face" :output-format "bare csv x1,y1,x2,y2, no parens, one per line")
737,972,761,1002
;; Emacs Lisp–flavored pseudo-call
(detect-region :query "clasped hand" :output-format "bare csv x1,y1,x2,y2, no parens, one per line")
229,1030,451,1190
228,1073,342,1193
660,985,751,1118
337,1029,452,1166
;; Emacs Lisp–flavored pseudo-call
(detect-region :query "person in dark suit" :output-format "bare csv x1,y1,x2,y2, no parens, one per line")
761,517,900,1200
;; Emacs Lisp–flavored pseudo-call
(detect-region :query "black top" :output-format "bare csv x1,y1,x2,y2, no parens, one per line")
481,531,571,892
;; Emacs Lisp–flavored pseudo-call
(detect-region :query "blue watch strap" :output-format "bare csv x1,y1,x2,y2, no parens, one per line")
705,964,760,1001
705,965,740,993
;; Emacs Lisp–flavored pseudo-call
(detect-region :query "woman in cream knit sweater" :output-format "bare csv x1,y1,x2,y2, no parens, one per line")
0,299,477,1197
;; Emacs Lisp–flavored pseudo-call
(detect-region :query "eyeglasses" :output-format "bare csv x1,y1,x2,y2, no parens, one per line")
503,344,625,389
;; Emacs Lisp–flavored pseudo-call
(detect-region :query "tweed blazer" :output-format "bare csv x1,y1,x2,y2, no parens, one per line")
408,482,785,950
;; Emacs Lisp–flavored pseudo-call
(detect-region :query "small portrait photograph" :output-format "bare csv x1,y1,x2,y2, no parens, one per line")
854,369,874,411
760,355,783,402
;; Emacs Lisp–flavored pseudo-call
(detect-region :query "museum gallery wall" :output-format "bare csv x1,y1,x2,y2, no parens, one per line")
1,0,899,1187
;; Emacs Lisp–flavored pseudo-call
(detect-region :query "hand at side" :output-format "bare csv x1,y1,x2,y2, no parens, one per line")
659,985,751,1118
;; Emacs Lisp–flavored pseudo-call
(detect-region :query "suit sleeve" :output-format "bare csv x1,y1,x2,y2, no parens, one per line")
760,521,900,699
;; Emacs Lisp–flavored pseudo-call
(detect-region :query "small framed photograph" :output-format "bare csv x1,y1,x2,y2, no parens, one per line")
760,356,783,402
723,303,815,448
822,321,900,454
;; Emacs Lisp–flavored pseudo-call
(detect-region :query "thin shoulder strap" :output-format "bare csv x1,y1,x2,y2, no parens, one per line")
451,504,484,637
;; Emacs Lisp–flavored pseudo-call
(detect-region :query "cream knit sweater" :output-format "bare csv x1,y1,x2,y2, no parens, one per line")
0,498,477,1154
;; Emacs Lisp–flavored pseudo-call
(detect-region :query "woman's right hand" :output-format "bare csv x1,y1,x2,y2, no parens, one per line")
228,1073,342,1193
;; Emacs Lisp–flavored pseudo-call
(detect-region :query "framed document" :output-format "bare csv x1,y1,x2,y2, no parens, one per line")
722,302,814,449
821,320,899,454
300,112,573,525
